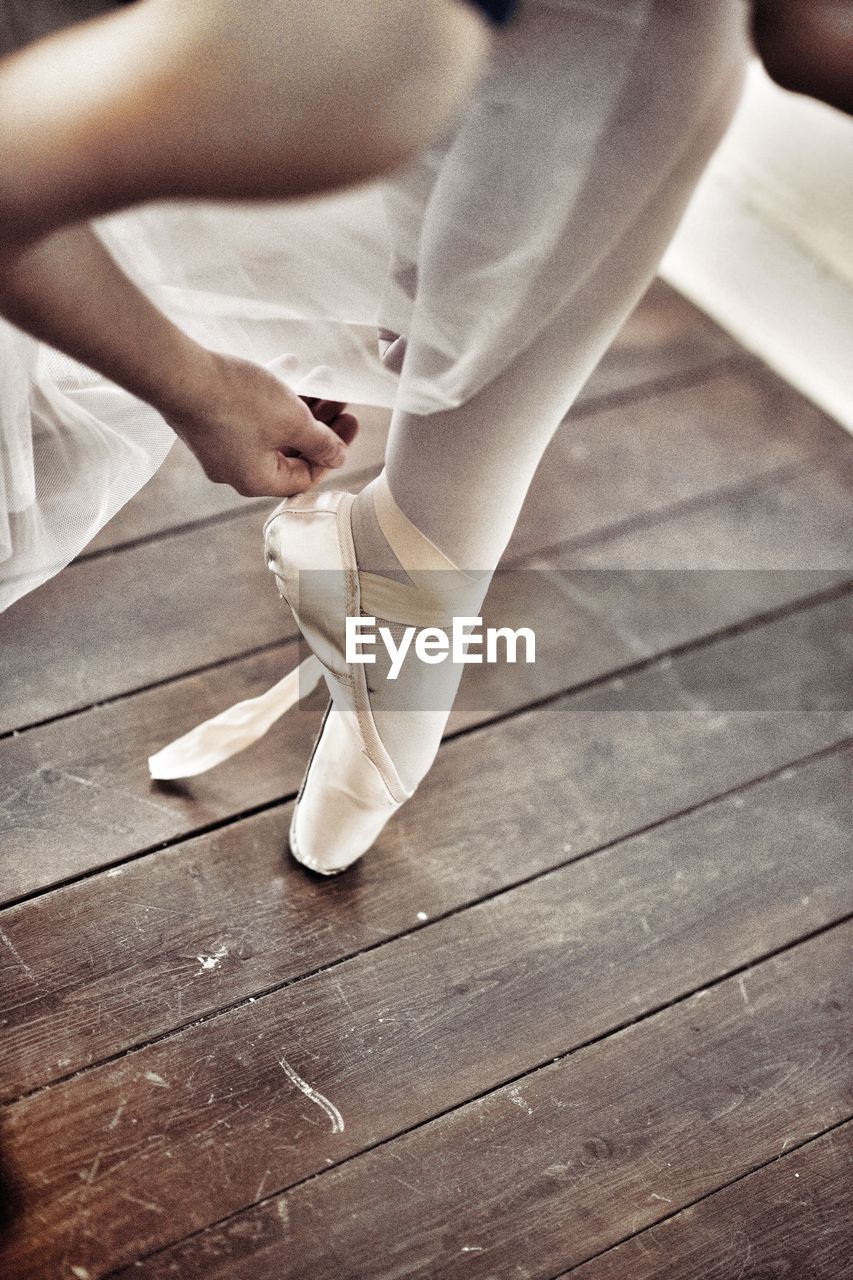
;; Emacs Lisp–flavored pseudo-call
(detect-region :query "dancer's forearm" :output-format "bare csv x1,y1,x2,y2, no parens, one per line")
0,0,486,495
0,222,358,496
0,223,215,416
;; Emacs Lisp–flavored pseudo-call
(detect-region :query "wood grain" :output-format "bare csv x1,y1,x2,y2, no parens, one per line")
0,703,849,1101
507,365,850,563
0,504,284,734
96,924,852,1280
569,278,740,407
553,455,853,571
2,365,844,733
2,556,849,904
0,770,849,1277
567,1122,853,1280
1,274,850,1280
0,565,629,900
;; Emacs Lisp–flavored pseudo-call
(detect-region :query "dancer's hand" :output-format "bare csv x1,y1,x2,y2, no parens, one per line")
0,229,357,500
166,353,359,497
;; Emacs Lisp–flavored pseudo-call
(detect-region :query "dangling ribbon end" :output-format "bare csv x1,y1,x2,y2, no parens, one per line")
146,655,324,781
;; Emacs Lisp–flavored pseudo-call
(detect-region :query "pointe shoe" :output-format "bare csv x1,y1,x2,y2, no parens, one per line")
263,489,412,875
148,478,480,875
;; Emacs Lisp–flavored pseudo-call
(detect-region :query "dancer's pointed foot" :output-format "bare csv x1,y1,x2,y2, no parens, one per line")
264,475,486,874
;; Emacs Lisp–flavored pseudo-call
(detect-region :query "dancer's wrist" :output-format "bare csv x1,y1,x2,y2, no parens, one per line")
147,340,221,425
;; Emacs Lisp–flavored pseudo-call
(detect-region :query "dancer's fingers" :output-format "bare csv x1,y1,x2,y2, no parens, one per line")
305,400,360,446
268,412,358,497
329,411,359,447
286,409,349,470
268,452,325,496
307,398,346,425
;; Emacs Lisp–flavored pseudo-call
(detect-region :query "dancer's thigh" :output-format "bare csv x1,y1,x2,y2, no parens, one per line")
0,0,484,242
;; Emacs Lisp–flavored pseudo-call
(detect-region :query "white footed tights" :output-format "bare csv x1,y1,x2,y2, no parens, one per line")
352,0,748,789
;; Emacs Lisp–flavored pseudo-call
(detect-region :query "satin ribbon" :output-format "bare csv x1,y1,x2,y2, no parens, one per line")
148,655,323,780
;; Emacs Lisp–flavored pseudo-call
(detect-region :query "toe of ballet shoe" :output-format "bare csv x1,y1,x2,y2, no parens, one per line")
288,708,404,876
288,804,366,877
288,785,400,876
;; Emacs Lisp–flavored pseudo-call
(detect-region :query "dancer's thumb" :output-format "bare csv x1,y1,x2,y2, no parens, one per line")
287,411,348,470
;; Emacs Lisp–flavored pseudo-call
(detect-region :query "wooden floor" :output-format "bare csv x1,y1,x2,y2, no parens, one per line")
1,282,851,1280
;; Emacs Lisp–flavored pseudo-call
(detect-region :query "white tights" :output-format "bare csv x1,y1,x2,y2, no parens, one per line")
353,0,748,788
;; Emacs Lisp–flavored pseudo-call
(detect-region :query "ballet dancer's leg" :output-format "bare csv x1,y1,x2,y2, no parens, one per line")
157,0,748,868
352,0,748,791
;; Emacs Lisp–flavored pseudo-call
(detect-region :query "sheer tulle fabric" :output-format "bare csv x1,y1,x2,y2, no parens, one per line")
0,326,176,609
0,0,744,609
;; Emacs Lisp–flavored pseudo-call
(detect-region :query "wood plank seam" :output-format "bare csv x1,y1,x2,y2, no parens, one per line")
105,1118,853,1280
506,457,809,566
415,580,853,748
2,564,849,747
3,573,849,905
1,657,849,924
2,737,849,1111
72,464,383,567
6,353,832,736
7,722,849,909
0,634,300,742
7,777,851,1109
551,1116,853,1279
550,351,753,421
91,919,853,1280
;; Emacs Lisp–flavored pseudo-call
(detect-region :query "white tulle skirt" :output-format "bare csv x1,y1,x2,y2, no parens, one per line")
0,0,747,610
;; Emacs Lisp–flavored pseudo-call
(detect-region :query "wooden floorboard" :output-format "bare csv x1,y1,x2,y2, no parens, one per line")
91,923,851,1280
563,278,740,406
552,455,853,571
0,506,289,735
2,360,848,734
2,416,849,902
1,286,850,1279
2,586,850,902
507,365,849,563
1,684,849,1100
1,785,849,1277
567,1122,853,1280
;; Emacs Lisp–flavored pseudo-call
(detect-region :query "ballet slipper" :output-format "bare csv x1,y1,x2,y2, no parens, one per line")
263,487,410,873
149,476,481,875
264,480,481,874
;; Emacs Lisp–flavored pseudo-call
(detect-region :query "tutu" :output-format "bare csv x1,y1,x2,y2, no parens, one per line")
0,0,746,609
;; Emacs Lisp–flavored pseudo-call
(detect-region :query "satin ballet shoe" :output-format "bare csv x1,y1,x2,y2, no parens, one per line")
148,475,482,875
263,487,413,874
